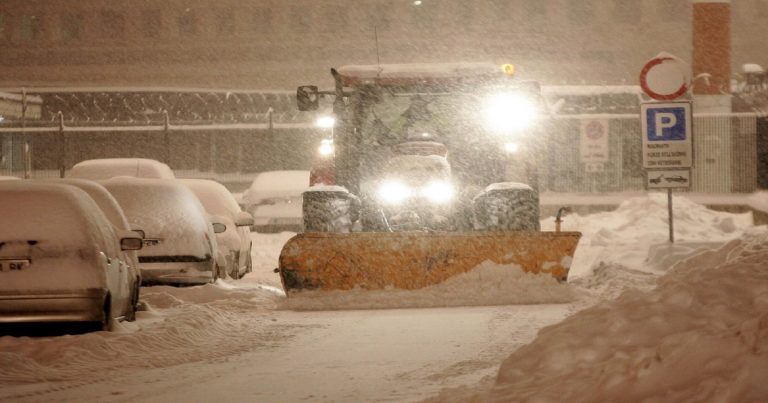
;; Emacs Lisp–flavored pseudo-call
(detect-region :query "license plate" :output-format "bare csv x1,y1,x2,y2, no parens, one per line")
0,259,30,272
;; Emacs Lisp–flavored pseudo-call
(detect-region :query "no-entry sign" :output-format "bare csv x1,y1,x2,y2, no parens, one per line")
639,53,690,101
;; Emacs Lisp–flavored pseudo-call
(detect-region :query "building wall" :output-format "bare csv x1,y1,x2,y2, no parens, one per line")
0,0,764,90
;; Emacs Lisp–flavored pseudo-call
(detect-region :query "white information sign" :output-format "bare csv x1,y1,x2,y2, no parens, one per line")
647,168,691,189
641,101,693,169
579,119,609,163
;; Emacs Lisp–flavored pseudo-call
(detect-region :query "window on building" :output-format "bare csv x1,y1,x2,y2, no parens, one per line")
60,13,82,41
178,8,198,36
568,0,593,25
142,9,162,38
216,9,235,35
21,14,44,41
612,0,640,24
101,10,126,37
252,8,272,33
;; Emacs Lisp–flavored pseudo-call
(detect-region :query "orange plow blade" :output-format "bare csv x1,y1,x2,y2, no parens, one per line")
278,231,582,294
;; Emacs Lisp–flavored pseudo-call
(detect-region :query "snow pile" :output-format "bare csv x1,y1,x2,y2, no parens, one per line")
280,261,582,311
547,193,758,280
429,234,768,402
0,281,284,394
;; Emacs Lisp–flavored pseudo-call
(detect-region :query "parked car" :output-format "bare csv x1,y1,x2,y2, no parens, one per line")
0,176,19,181
37,178,143,318
179,179,254,279
69,158,175,180
0,182,142,330
242,170,309,232
100,178,225,286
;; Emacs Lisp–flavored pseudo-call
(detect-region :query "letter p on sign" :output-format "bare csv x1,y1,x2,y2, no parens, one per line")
654,113,677,137
646,107,686,141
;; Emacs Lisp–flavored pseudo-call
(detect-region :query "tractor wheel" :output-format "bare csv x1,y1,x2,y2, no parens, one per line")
472,183,540,231
303,189,357,233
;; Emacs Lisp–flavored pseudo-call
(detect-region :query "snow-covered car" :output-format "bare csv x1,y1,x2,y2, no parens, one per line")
36,178,143,318
179,179,254,279
242,170,309,233
0,182,143,330
100,178,224,286
0,176,19,181
69,158,175,180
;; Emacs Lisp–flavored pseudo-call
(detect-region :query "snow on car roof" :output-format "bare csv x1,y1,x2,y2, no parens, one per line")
178,178,241,218
100,177,212,257
0,182,117,250
244,170,310,204
69,158,175,180
35,178,131,231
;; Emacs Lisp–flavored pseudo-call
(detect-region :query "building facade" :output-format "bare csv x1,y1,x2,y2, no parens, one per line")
0,0,765,90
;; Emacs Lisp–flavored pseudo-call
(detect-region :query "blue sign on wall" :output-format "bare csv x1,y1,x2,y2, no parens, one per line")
645,107,687,141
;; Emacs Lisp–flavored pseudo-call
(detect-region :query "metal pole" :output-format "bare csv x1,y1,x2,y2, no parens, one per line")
22,88,29,179
163,110,170,164
58,111,65,178
668,188,674,243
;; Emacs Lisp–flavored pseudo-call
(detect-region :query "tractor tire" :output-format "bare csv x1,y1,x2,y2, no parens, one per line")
303,189,358,233
472,183,540,232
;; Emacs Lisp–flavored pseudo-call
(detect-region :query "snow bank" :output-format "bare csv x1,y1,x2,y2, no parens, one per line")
546,193,759,280
0,281,283,392
280,261,582,311
433,233,768,402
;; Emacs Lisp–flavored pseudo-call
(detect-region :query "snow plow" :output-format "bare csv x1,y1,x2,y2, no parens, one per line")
278,63,581,294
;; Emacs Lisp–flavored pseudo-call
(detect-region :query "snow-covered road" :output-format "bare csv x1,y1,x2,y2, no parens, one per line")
0,194,763,402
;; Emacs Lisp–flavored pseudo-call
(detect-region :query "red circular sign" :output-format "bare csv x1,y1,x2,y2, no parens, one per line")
639,57,689,101
585,121,604,140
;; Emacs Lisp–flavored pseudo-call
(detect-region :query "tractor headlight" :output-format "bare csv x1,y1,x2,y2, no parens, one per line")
378,181,412,205
483,93,538,133
422,181,454,204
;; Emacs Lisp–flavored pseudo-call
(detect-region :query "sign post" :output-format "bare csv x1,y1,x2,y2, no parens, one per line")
639,53,693,243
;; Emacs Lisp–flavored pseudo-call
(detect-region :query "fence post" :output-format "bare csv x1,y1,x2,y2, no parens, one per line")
163,110,170,165
22,88,30,179
58,111,65,178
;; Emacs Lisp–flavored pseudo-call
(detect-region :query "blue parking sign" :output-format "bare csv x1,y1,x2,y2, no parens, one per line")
646,107,687,141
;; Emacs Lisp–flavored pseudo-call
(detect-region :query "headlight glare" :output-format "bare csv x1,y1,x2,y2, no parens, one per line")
483,93,538,133
378,181,412,205
422,181,454,204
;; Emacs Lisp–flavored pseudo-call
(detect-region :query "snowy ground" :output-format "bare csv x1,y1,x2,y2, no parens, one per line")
1,194,765,402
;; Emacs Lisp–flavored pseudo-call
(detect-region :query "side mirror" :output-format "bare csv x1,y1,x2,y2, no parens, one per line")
132,228,145,239
212,222,227,234
235,211,254,227
120,237,143,251
297,85,319,111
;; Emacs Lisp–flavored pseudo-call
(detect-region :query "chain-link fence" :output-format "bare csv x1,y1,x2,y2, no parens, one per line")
0,113,764,193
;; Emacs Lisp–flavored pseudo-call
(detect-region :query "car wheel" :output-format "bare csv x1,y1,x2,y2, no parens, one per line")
125,284,139,322
101,296,114,331
245,250,253,276
303,189,357,233
472,183,540,232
